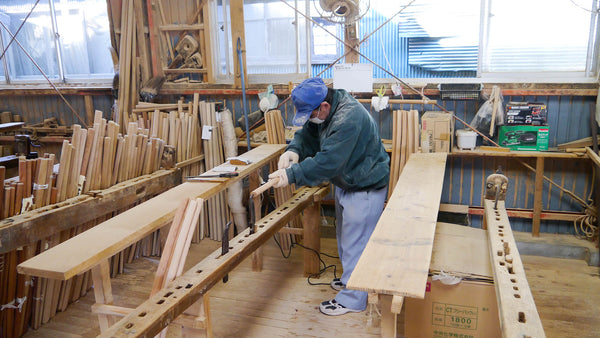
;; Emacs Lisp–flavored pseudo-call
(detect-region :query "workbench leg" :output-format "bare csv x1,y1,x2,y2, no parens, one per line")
367,293,380,328
302,201,321,276
251,189,263,272
181,293,212,337
91,259,116,332
380,294,397,338
251,247,263,272
532,157,544,237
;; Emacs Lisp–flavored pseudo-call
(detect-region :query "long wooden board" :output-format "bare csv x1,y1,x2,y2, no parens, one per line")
99,186,322,337
347,152,447,298
484,199,545,337
17,145,286,280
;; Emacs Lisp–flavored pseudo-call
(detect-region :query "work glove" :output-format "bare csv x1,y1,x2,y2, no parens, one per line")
277,151,299,169
269,169,290,188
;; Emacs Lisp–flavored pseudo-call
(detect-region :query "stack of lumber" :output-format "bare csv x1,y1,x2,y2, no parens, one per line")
116,0,140,130
53,110,166,194
199,101,230,241
388,110,420,198
131,96,204,178
0,106,205,335
264,110,298,250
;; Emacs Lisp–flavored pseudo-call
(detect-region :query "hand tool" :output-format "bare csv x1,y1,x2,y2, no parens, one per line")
221,221,232,283
248,197,256,235
185,172,239,180
249,176,280,197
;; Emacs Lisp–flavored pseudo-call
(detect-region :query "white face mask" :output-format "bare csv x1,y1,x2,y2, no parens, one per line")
309,108,325,124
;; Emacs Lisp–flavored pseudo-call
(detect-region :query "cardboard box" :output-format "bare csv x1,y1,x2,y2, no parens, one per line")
421,112,454,153
405,223,501,338
498,125,549,151
505,102,547,126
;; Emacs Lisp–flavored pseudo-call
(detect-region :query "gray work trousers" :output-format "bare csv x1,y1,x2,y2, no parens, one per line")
333,185,387,310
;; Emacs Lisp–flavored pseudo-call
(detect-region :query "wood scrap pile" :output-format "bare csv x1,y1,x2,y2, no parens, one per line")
153,0,209,83
388,110,420,198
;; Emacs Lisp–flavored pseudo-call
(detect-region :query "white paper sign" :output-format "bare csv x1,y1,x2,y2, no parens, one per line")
202,125,213,140
333,63,373,93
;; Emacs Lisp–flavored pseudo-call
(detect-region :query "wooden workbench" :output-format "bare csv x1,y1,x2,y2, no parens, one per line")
347,152,448,337
17,144,286,332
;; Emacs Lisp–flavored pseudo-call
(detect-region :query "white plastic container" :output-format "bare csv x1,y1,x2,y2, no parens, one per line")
456,129,477,150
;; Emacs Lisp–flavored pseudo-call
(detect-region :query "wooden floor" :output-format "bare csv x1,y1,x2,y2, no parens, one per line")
22,237,600,338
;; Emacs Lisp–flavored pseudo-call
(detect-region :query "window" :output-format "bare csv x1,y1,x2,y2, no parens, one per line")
311,18,340,64
0,0,114,84
243,0,309,79
482,0,596,77
211,0,311,83
375,0,599,80
213,0,599,82
212,0,236,82
397,0,480,75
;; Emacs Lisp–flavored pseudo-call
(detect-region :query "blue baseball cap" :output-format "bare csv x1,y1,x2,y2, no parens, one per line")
291,77,328,126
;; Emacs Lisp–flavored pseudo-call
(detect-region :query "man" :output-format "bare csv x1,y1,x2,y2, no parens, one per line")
269,77,389,316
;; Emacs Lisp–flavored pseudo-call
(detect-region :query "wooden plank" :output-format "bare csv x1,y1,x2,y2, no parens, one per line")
151,198,190,295
99,186,321,338
158,24,204,31
347,152,447,298
17,145,285,280
484,199,546,338
450,148,582,159
586,146,600,167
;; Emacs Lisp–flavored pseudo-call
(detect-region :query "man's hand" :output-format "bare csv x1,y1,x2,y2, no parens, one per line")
277,151,299,169
268,169,289,188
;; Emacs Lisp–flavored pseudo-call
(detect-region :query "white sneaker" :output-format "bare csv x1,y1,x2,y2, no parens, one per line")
330,278,345,291
319,299,361,316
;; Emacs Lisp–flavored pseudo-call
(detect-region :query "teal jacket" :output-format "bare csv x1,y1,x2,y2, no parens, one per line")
285,89,389,192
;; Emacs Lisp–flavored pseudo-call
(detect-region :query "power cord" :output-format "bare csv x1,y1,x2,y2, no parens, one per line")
272,235,340,286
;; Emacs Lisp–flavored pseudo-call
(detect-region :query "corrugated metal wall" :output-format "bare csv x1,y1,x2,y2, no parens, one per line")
439,96,595,233
312,11,475,79
0,94,113,126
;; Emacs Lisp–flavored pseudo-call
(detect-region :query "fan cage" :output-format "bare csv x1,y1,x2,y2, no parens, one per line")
438,83,482,101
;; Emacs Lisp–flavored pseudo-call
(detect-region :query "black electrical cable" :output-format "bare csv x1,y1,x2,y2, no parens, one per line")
272,235,341,286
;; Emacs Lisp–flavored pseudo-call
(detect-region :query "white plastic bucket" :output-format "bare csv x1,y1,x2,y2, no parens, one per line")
456,129,477,150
